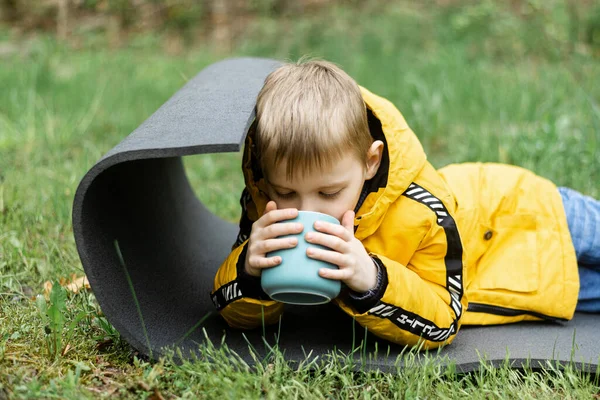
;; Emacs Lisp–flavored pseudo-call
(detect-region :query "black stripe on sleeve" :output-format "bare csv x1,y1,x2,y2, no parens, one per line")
211,281,243,311
363,182,464,342
402,183,464,318
211,243,270,311
367,301,457,342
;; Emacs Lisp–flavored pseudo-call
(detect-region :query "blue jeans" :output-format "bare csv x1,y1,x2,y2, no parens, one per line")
558,187,600,312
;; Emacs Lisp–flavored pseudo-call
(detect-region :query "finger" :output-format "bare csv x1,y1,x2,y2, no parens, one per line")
248,254,282,269
313,220,352,241
341,210,355,233
257,207,299,228
318,267,353,282
263,200,278,216
306,247,347,267
305,231,348,253
264,221,304,240
257,237,298,254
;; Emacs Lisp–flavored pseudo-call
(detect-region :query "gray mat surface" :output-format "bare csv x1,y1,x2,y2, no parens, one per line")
72,57,599,372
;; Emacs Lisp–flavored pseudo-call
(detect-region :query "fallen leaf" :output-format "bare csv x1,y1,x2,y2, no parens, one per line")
96,338,114,352
65,275,90,293
43,275,90,299
61,343,71,357
148,388,166,400
43,281,53,300
87,386,118,396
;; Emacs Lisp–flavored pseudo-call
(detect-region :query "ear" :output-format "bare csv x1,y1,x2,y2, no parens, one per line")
365,140,384,180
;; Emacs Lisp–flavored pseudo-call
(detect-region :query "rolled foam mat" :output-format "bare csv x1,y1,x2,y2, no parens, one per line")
72,57,599,372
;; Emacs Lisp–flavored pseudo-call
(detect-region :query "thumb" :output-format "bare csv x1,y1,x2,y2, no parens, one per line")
341,210,355,232
263,200,277,216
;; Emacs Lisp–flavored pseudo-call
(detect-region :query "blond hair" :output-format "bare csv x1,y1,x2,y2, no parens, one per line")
255,59,372,180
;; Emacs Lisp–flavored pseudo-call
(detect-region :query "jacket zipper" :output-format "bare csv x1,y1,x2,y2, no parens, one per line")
467,302,568,323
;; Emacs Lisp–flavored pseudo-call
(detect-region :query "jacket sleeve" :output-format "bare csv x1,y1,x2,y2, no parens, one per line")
336,211,467,349
211,188,284,329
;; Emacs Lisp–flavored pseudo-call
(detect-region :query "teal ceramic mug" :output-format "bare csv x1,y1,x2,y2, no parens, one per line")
262,211,342,305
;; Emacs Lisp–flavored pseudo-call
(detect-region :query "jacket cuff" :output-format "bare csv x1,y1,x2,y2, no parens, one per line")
235,243,270,300
347,256,388,314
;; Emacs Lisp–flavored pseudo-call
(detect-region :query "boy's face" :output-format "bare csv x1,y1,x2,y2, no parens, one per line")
265,148,381,222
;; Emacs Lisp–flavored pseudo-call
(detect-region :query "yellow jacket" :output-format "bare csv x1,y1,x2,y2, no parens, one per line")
212,87,579,349
438,162,579,325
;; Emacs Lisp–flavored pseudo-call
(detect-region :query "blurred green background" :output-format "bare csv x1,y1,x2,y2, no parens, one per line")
2,1,600,397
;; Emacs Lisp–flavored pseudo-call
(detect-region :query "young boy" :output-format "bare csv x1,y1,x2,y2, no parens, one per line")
211,59,600,349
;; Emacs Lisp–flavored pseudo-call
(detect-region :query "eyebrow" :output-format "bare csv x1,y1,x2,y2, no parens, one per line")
269,181,348,191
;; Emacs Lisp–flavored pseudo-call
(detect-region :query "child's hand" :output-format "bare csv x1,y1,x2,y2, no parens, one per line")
244,201,303,277
304,210,378,293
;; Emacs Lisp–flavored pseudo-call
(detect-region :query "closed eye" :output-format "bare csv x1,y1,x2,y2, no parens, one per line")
320,190,342,199
275,191,296,199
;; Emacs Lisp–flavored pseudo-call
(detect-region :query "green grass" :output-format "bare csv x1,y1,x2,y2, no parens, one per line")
2,2,600,398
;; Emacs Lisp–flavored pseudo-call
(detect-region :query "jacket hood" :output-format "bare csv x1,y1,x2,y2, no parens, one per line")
241,86,428,239
352,87,427,239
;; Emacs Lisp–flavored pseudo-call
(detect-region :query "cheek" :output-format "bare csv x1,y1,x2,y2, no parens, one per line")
318,208,344,223
272,198,297,209
328,194,361,221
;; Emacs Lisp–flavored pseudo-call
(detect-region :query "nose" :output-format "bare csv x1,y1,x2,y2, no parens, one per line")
298,199,320,213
